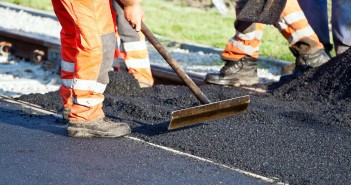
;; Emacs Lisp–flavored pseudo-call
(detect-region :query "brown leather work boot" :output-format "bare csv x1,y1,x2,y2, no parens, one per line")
205,56,259,86
68,118,131,138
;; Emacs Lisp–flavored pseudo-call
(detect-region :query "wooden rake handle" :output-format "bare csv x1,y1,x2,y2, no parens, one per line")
141,22,211,104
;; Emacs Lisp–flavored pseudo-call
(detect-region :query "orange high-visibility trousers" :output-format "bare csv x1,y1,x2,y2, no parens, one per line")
112,1,154,87
52,0,116,123
222,0,324,61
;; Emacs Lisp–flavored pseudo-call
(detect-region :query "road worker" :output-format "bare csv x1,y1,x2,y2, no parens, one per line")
112,0,154,88
52,0,143,137
205,0,330,86
298,0,351,56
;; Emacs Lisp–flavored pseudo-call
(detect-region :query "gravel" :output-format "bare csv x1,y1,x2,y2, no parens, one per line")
0,2,291,97
5,3,351,184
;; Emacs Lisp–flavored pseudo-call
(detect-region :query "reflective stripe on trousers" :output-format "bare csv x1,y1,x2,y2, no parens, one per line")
52,0,116,123
222,0,323,61
113,0,154,86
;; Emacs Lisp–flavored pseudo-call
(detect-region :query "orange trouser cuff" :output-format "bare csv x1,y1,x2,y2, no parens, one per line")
69,103,105,123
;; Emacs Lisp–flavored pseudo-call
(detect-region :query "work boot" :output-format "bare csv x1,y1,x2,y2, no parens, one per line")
62,108,70,124
205,56,259,86
281,49,330,81
335,44,350,55
295,49,330,69
67,118,131,138
292,49,330,77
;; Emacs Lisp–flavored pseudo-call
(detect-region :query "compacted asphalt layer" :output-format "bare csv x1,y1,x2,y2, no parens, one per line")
0,98,271,185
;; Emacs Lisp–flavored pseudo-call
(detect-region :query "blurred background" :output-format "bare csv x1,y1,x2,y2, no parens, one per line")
0,0,334,62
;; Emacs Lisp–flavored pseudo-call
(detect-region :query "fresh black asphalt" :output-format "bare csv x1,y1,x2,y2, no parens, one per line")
0,98,270,185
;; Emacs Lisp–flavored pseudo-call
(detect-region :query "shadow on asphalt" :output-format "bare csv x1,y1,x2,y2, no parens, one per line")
1,106,68,137
106,113,171,136
131,120,204,136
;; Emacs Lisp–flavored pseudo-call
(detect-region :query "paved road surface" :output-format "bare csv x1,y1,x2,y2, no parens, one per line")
0,98,270,185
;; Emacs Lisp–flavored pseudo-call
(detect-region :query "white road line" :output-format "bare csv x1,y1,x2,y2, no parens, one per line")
1,94,286,184
127,136,285,184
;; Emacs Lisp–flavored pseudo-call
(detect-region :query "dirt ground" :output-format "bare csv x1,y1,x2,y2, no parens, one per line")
17,49,351,184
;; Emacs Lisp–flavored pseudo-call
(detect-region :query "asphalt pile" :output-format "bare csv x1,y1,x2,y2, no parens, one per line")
236,0,286,24
16,49,351,185
273,48,351,103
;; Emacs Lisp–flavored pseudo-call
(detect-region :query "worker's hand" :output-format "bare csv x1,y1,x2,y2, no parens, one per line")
123,3,144,31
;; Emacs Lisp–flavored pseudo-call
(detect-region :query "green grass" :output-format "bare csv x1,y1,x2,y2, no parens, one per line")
1,0,294,61
1,0,53,11
142,0,293,61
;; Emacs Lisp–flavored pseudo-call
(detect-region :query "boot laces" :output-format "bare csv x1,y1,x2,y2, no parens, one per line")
220,61,243,74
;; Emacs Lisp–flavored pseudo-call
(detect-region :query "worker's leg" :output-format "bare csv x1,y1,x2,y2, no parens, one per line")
221,0,265,61
297,0,331,51
275,0,330,71
332,0,351,55
205,0,264,86
221,21,265,61
205,0,265,86
51,0,75,121
113,1,154,88
204,0,264,86
53,0,130,137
